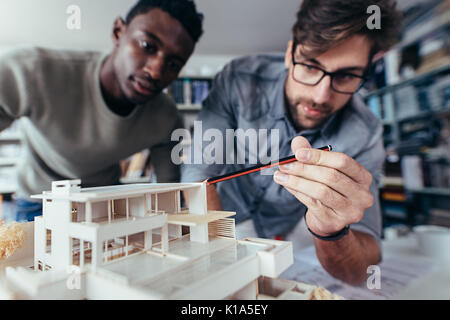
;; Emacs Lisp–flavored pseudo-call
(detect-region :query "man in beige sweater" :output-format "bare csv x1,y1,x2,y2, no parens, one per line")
0,0,203,221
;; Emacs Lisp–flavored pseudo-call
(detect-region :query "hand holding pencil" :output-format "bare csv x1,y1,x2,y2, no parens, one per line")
206,145,331,185
273,136,374,238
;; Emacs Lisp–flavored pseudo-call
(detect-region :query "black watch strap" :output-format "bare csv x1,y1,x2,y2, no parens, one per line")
305,212,350,241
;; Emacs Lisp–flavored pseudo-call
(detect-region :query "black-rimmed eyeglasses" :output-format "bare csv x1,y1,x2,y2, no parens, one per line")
291,42,369,95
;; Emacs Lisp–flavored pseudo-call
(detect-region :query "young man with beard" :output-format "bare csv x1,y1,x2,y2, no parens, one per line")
182,0,402,285
0,0,203,221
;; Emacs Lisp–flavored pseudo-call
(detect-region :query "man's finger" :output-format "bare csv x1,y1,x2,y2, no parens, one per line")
294,148,372,185
274,171,353,213
284,186,347,235
279,161,365,202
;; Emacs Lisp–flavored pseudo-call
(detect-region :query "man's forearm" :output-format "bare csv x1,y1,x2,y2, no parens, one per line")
314,229,381,285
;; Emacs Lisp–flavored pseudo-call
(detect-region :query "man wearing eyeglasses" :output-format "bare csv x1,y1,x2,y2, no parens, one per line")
182,0,402,285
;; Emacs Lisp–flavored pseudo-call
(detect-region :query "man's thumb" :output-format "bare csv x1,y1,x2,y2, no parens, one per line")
291,136,312,154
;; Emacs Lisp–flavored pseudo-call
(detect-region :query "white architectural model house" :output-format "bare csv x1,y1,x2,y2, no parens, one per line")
0,179,331,300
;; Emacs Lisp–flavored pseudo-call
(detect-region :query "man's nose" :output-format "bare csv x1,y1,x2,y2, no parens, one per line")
144,55,164,80
313,75,332,104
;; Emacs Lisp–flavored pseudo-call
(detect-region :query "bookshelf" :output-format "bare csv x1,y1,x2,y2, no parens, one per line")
395,0,450,51
362,1,450,228
363,63,449,155
364,63,450,100
167,76,213,134
169,77,212,112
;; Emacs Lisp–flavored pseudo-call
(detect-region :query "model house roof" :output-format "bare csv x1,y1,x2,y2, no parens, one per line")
31,181,205,203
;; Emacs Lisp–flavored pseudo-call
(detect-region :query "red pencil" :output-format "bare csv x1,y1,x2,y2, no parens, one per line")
206,145,332,185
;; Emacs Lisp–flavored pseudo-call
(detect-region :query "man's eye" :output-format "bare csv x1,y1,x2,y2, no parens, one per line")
139,40,156,53
302,64,320,73
335,74,356,81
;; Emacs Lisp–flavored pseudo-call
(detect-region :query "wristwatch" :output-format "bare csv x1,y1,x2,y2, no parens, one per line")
305,212,350,241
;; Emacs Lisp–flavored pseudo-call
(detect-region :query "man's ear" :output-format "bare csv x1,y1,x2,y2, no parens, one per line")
371,51,386,64
112,17,127,46
285,40,293,69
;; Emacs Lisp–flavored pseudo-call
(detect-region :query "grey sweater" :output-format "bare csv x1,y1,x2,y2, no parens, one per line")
0,47,182,199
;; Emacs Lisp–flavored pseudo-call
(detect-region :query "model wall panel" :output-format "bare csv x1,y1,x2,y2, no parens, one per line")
97,214,167,242
157,191,177,213
113,199,127,216
43,200,72,268
91,201,108,221
73,202,86,222
68,223,97,242
34,217,45,269
171,255,260,299
86,273,158,299
129,196,145,217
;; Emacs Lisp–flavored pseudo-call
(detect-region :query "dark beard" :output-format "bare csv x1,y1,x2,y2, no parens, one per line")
284,96,330,132
285,101,304,132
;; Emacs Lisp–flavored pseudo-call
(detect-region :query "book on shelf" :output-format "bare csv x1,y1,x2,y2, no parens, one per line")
191,80,210,104
416,31,450,75
395,86,421,119
402,0,449,43
170,79,185,104
381,93,395,122
367,95,381,119
183,79,192,105
168,78,211,106
428,209,450,228
381,176,404,188
430,209,450,219
382,204,408,220
380,174,407,203
423,158,450,189
381,191,407,202
363,2,449,92
401,155,425,189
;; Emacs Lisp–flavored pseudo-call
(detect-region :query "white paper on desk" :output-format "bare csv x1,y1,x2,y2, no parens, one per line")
280,246,437,300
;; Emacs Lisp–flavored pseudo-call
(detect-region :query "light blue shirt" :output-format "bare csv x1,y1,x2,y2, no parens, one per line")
181,54,385,244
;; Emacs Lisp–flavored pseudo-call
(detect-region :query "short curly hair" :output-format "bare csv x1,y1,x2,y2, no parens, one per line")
293,0,403,59
125,0,204,43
